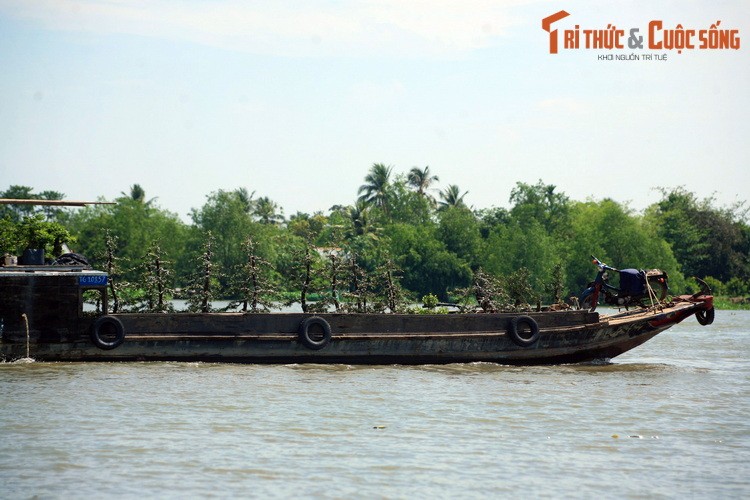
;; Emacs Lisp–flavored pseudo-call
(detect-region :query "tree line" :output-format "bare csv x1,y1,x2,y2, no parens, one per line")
2,164,749,310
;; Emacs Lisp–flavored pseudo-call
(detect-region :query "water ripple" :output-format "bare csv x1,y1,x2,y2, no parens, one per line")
1,312,749,498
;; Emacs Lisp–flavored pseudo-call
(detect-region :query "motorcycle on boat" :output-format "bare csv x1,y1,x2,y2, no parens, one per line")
579,256,669,311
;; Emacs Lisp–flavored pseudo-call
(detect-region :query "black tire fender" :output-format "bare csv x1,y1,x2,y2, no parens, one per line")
696,307,715,326
298,316,332,350
90,315,125,350
508,315,540,347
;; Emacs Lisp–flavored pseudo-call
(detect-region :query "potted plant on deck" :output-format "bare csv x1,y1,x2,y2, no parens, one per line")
15,215,72,265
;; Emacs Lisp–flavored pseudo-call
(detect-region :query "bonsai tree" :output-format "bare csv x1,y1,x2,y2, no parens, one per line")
544,261,567,305
185,232,218,313
17,215,53,249
377,259,405,313
101,230,128,313
15,215,72,262
505,267,537,310
142,242,175,313
284,233,324,313
229,236,278,313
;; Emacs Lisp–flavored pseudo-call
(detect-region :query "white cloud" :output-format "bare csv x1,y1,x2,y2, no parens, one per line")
536,98,585,113
0,0,530,58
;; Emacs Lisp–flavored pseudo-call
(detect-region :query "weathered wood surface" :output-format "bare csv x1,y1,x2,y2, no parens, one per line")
0,302,702,365
115,310,600,337
0,266,706,365
1,271,106,343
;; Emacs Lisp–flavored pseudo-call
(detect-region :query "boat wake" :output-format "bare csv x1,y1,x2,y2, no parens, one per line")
581,358,613,366
12,357,35,364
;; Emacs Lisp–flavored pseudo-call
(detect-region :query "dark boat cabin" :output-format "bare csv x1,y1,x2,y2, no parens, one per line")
0,266,108,343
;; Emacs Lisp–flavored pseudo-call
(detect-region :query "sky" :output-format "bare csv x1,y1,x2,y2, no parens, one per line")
0,0,748,221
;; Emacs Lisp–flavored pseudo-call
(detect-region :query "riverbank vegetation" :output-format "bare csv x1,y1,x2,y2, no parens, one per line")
1,167,748,310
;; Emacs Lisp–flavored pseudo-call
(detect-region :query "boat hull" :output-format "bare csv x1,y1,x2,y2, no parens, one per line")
0,301,707,365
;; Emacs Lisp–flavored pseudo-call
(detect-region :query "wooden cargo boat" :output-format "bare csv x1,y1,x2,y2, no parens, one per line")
0,265,715,365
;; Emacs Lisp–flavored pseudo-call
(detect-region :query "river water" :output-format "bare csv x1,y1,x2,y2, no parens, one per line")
1,310,749,499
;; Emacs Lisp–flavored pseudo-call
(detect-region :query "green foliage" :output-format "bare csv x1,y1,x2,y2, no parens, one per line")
725,277,750,297
544,262,566,304
315,248,345,312
0,185,65,222
14,215,72,256
184,232,217,313
229,236,279,313
254,196,284,225
188,189,257,289
358,163,393,215
0,218,20,255
422,293,439,309
481,219,556,286
404,305,450,314
6,175,744,311
505,267,537,307
186,189,285,295
712,297,750,310
284,236,325,313
82,289,105,314
438,206,482,266
509,180,571,235
0,186,35,222
438,184,468,210
385,223,472,300
342,252,377,313
645,187,749,282
333,201,382,246
376,259,406,313
680,277,750,309
564,199,686,295
468,268,507,312
100,230,127,313
408,166,439,200
66,189,186,284
701,276,725,296
140,243,175,313
452,268,540,312
388,177,433,226
288,211,328,242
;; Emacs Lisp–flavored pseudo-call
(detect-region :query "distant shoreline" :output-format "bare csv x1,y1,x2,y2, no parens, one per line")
713,296,750,310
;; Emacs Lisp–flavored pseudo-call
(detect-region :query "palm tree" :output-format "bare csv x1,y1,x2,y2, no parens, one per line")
347,200,378,239
234,188,255,214
125,184,145,203
439,184,468,210
121,184,157,206
254,196,284,225
358,163,393,213
407,166,439,197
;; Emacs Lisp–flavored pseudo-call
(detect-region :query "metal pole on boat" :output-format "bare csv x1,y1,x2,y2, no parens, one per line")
21,313,29,359
0,199,115,206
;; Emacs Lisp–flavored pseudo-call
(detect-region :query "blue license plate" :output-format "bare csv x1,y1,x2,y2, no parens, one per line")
79,275,108,286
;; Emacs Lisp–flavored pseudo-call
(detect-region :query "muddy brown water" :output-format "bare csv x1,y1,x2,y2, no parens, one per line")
2,310,748,498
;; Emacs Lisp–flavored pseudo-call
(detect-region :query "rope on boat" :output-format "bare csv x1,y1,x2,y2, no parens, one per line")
643,278,665,313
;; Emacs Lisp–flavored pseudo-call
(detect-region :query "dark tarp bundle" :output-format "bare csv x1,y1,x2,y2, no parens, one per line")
619,269,646,295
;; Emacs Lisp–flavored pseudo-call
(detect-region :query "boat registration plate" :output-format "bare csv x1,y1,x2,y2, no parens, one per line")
78,275,108,286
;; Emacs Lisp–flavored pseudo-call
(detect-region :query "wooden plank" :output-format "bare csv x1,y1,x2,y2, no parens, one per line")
0,199,114,206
